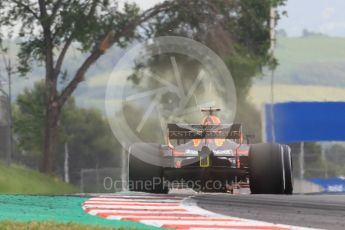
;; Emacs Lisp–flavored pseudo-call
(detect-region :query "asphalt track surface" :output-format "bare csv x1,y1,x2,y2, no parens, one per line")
193,193,345,230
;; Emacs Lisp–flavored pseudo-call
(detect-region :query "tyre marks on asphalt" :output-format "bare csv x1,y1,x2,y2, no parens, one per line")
82,194,313,230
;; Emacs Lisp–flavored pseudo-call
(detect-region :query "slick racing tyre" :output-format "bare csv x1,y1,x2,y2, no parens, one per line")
282,145,293,194
128,143,169,194
249,143,285,194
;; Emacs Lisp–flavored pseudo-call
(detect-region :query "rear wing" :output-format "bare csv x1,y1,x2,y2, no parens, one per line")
167,123,242,140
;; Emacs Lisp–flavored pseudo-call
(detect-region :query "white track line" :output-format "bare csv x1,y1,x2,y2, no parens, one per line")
83,205,185,209
85,199,178,202
87,210,191,215
86,201,181,205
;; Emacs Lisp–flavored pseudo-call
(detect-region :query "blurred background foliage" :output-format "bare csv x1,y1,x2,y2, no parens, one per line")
13,81,121,183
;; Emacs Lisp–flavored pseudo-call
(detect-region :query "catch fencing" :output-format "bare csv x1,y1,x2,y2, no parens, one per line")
80,167,126,193
0,95,9,162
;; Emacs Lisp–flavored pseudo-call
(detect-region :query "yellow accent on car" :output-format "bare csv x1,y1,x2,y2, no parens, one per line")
200,156,210,167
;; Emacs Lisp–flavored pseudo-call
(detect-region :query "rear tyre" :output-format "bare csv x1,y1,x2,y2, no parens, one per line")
249,143,285,194
128,143,169,194
282,145,293,194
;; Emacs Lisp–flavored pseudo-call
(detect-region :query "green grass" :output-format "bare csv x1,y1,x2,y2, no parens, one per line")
256,36,345,87
277,36,345,65
249,84,345,108
0,161,77,194
0,195,159,229
0,221,119,230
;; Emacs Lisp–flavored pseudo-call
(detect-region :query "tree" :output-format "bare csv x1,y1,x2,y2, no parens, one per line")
0,0,173,173
302,29,326,38
14,81,121,181
277,29,288,37
14,82,46,156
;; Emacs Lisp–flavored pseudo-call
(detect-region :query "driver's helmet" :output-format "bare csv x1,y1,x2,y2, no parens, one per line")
201,115,221,125
193,115,225,147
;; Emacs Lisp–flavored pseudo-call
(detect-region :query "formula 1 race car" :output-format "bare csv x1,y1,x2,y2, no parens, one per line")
128,108,293,194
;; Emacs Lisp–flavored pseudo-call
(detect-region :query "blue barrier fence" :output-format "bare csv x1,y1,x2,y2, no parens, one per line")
264,102,345,143
308,178,345,193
